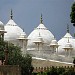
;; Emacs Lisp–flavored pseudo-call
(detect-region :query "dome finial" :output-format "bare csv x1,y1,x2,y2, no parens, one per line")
67,24,69,33
40,14,43,24
10,9,13,19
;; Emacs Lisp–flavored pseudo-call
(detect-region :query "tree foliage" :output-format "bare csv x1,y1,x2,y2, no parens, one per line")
0,38,33,75
70,2,75,26
32,66,75,75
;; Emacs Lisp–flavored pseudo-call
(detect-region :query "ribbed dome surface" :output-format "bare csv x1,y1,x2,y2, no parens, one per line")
27,23,54,50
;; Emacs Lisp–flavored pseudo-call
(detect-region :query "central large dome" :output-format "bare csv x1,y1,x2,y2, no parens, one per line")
27,15,54,51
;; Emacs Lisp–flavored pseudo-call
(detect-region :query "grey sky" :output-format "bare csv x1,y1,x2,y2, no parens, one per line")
0,0,74,40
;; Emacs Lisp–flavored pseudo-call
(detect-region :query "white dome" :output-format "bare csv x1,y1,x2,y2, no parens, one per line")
58,32,75,55
63,33,72,38
50,38,58,46
63,42,73,50
27,23,54,50
17,32,27,40
33,33,44,44
4,19,25,41
0,21,6,34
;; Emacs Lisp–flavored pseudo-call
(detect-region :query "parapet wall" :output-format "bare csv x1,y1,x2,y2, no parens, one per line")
32,58,73,68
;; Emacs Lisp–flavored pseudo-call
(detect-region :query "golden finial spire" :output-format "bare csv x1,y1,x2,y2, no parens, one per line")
10,9,13,19
67,24,69,33
40,14,43,24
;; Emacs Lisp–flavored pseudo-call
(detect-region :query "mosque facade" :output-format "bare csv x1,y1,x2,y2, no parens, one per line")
0,10,75,64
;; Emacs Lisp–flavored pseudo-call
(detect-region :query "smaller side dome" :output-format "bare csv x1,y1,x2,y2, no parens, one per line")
58,33,74,55
58,25,74,55
63,42,73,49
50,38,58,46
49,38,58,53
63,42,73,56
17,32,27,40
0,21,6,34
33,33,44,44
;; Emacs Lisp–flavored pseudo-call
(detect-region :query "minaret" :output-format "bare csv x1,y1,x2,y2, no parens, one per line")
33,32,44,53
17,30,28,55
49,37,59,54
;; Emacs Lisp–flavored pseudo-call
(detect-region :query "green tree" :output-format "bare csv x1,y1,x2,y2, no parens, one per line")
57,67,65,75
70,2,75,26
0,38,33,75
48,66,58,75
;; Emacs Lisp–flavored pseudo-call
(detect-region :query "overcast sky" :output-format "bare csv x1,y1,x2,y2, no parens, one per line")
0,0,74,40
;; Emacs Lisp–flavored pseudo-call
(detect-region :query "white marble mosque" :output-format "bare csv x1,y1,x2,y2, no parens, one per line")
0,10,75,64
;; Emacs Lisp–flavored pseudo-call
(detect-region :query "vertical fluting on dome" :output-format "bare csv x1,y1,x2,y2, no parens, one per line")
10,9,13,19
67,24,69,33
40,14,43,24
